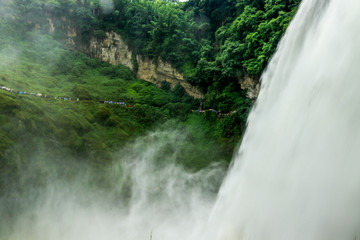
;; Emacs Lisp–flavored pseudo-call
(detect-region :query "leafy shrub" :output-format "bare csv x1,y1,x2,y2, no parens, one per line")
100,65,134,80
173,84,185,97
160,81,171,91
163,103,191,119
0,95,20,115
72,85,92,100
95,106,112,122
93,30,107,39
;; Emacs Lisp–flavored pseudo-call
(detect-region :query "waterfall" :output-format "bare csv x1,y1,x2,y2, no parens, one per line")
204,0,360,239
2,0,360,239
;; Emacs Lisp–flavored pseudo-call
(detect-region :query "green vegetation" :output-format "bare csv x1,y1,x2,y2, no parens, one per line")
0,0,302,194
3,0,300,107
92,0,301,108
0,25,229,195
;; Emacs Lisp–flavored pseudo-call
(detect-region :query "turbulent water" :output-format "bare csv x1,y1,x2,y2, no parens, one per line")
2,0,360,239
204,0,360,239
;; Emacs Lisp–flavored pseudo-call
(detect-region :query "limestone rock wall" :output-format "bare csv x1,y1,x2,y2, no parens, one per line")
46,15,77,49
88,31,204,99
239,72,260,99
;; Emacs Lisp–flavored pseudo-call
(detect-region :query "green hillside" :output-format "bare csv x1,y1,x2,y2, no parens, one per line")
0,0,301,194
0,29,231,193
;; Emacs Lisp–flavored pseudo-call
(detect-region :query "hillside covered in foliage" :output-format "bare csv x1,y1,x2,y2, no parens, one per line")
0,0,301,194
91,0,301,109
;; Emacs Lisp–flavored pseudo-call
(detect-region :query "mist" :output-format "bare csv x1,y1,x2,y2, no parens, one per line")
99,0,114,14
0,129,225,240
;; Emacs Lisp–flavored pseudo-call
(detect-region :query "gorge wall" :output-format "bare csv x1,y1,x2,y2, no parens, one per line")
86,31,204,99
48,16,257,100
239,72,260,99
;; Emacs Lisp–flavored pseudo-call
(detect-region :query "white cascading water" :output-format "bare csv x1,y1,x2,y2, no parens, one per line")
204,0,360,239
3,0,360,239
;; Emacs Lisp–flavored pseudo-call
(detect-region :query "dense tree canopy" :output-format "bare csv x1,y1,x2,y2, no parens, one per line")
3,0,301,113
0,0,302,191
81,0,301,116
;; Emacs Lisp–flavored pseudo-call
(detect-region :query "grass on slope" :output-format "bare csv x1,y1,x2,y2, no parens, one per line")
0,30,233,184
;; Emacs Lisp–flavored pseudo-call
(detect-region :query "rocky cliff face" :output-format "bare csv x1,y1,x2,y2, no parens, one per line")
46,15,77,49
43,16,257,100
239,72,260,99
87,31,204,99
